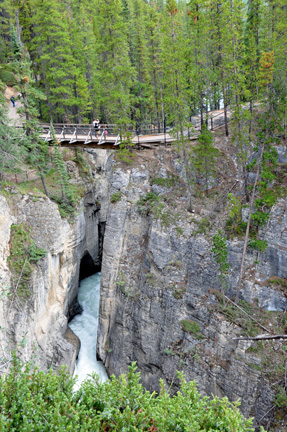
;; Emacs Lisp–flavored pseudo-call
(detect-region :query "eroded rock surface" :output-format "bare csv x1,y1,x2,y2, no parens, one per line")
97,147,287,429
0,149,111,373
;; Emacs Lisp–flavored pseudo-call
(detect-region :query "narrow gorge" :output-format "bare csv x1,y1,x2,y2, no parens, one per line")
1,139,287,430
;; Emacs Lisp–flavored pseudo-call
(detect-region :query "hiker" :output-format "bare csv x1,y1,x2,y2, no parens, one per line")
93,118,100,138
10,96,15,107
103,125,108,140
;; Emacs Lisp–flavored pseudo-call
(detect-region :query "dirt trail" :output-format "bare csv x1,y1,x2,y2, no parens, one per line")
4,86,24,126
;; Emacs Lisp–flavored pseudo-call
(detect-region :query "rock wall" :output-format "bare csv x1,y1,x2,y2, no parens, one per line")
97,147,287,428
1,142,286,428
0,149,111,373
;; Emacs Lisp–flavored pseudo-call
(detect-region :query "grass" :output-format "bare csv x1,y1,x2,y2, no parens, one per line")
180,319,203,339
151,173,179,188
265,276,287,291
193,217,211,235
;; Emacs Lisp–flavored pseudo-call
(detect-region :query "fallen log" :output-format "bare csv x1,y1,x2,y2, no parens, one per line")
233,334,287,341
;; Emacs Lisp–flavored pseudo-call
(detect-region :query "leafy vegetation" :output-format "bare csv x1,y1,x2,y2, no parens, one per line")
110,192,122,203
151,174,178,188
180,319,204,340
7,223,46,297
0,358,262,432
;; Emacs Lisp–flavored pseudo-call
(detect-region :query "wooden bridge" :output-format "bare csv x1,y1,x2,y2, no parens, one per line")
38,109,230,149
39,123,175,149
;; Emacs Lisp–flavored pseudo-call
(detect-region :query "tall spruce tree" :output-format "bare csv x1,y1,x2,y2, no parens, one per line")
92,0,135,126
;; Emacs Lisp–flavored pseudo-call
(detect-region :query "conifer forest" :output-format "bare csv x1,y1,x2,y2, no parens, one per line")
0,0,286,130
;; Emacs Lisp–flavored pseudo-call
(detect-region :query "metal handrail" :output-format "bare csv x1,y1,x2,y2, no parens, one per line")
98,130,105,145
70,128,77,143
114,134,121,146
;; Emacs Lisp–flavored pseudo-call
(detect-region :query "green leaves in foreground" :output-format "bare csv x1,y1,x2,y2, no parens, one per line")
0,358,263,431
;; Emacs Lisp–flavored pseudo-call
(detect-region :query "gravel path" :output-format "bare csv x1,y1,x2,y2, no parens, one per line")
4,86,24,126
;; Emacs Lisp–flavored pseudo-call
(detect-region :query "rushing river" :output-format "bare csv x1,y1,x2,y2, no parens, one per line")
69,273,108,388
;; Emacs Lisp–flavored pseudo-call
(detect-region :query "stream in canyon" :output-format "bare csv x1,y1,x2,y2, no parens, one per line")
69,272,108,388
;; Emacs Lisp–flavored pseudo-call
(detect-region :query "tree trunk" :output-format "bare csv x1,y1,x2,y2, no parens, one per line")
235,144,264,303
40,174,50,198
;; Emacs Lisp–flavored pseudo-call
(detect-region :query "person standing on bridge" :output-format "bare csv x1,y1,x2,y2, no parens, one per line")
93,118,100,138
103,125,108,140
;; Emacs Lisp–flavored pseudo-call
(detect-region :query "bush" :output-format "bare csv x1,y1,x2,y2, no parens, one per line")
0,69,17,86
248,238,268,252
110,191,122,203
0,358,262,432
7,223,46,296
180,319,204,339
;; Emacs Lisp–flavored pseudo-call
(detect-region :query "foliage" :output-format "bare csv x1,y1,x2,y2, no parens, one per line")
274,387,287,408
226,194,244,236
193,217,211,235
115,133,136,164
0,359,261,432
7,223,46,296
180,319,203,339
110,192,122,203
247,239,268,252
137,192,177,227
51,126,77,218
191,126,219,195
266,276,287,290
151,174,178,188
164,347,175,356
137,192,160,215
0,68,17,86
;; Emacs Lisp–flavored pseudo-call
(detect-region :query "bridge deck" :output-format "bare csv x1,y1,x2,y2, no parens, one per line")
39,131,176,148
37,109,229,149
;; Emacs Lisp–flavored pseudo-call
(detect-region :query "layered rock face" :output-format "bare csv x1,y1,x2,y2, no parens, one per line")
97,147,287,428
1,142,286,428
0,149,111,373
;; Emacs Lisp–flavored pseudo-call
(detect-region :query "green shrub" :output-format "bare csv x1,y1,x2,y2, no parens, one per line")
0,358,261,432
248,238,268,252
266,276,287,289
151,174,178,188
172,284,186,299
193,217,210,235
110,191,122,203
7,223,46,297
164,347,175,356
180,319,204,339
0,69,17,86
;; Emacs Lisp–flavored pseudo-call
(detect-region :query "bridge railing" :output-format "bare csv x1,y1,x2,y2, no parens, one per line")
37,112,230,143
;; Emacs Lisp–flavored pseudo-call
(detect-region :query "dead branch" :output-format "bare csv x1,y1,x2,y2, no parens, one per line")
235,144,265,304
233,334,287,341
223,294,270,333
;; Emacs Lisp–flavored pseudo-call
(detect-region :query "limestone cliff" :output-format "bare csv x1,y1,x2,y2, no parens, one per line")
97,145,287,429
0,149,111,373
1,140,286,429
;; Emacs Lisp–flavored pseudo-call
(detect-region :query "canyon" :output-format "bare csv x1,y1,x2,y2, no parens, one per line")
1,140,287,430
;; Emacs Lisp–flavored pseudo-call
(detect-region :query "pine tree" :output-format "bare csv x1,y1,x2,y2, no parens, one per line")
191,125,219,196
128,0,154,125
14,0,91,122
146,3,164,132
91,0,135,126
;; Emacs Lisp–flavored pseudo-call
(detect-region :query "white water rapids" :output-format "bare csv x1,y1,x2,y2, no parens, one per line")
69,273,108,388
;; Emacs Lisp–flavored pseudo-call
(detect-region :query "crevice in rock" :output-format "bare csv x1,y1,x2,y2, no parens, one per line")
68,251,101,322
79,251,101,281
98,222,106,265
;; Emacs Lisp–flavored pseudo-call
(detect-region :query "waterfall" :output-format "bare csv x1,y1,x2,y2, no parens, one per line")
69,272,108,388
